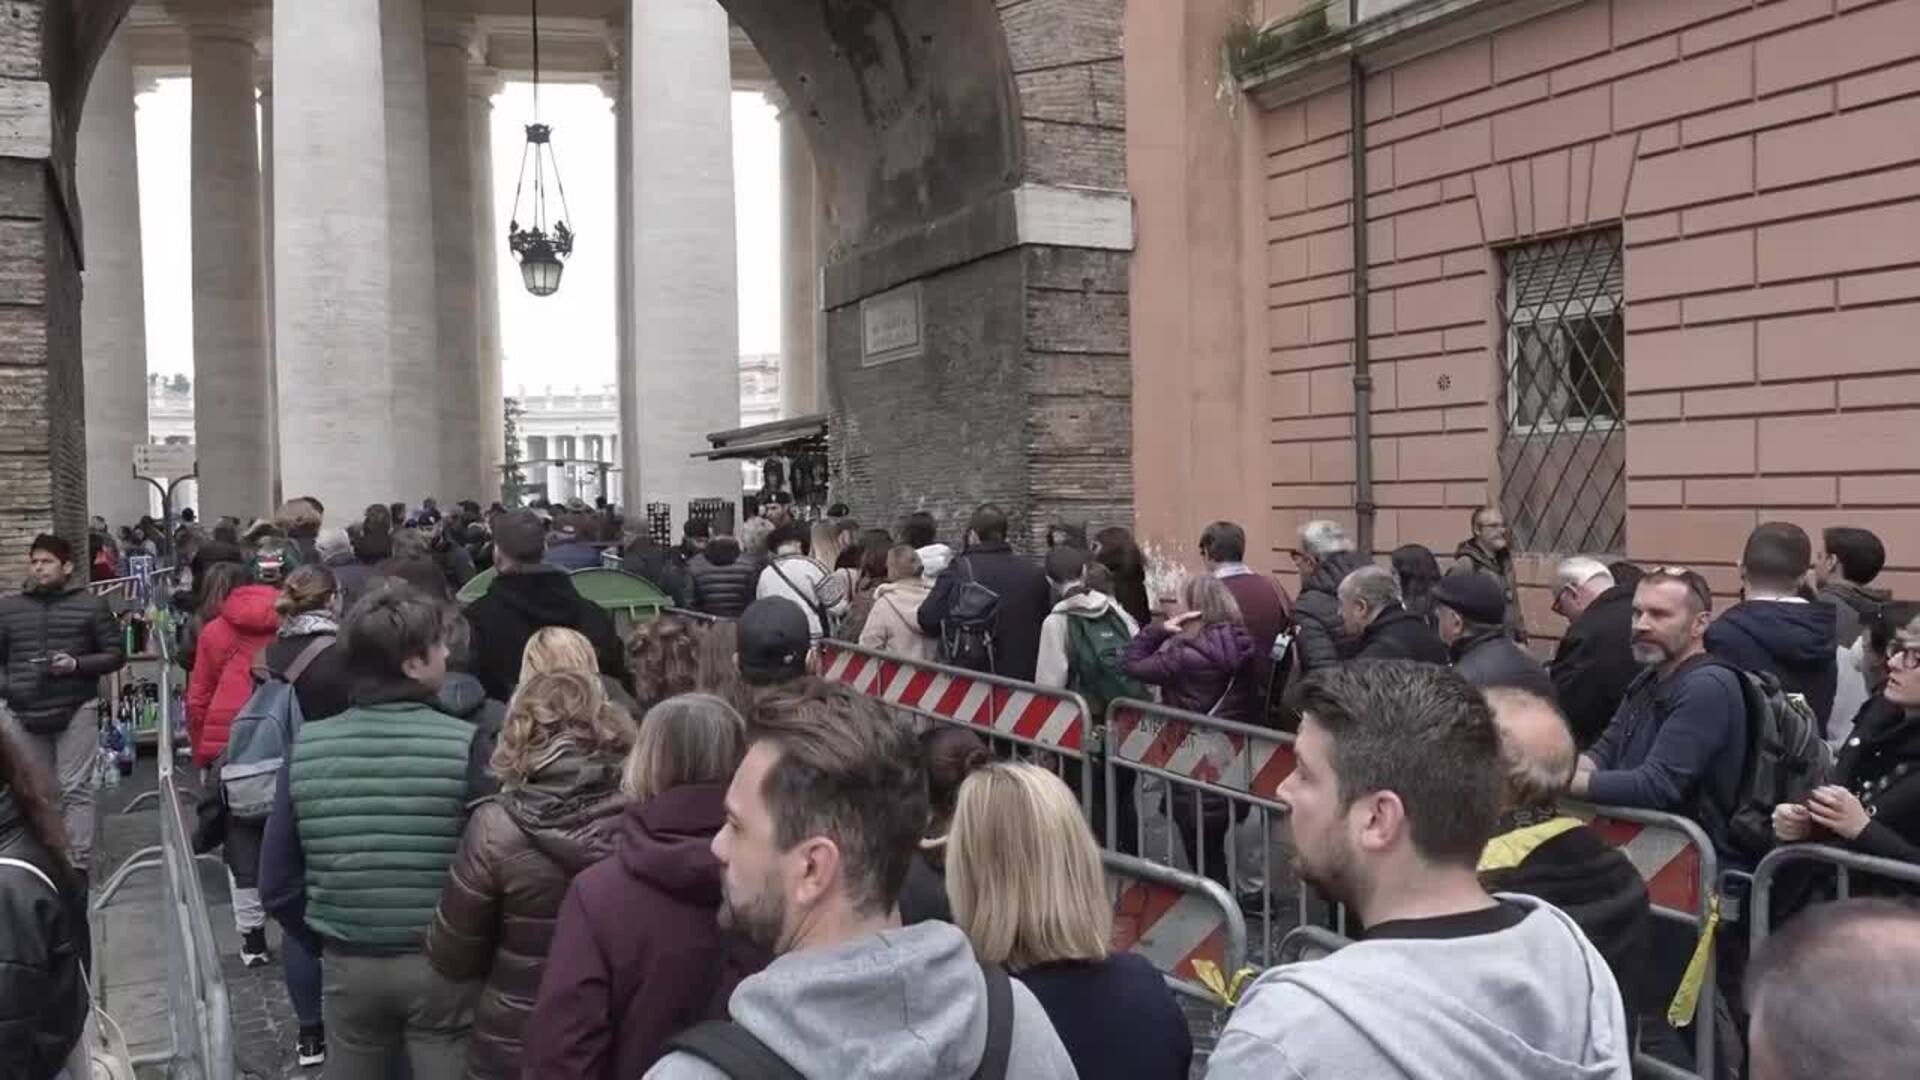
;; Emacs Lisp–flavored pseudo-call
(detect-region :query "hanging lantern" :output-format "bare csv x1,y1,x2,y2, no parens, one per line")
507,0,573,297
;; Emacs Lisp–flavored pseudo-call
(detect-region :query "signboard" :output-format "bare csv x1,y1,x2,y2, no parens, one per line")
861,283,923,367
133,442,197,481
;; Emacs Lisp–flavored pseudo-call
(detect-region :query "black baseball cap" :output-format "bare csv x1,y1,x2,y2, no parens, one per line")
738,597,811,686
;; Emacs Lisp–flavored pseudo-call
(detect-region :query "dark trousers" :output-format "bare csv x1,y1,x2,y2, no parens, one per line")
322,950,473,1080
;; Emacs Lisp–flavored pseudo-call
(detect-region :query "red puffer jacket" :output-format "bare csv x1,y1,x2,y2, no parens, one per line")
186,584,282,767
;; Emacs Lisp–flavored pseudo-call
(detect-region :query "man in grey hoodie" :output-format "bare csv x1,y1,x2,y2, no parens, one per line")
645,680,1077,1079
1207,661,1632,1080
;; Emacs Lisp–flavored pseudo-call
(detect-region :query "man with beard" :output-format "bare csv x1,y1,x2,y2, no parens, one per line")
647,681,1076,1079
1572,568,1749,861
1447,505,1528,644
1207,662,1632,1079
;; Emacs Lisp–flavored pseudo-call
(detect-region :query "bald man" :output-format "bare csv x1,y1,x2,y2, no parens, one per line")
1479,689,1664,1054
1748,899,1920,1080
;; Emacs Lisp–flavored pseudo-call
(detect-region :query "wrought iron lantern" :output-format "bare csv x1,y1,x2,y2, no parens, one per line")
507,0,573,297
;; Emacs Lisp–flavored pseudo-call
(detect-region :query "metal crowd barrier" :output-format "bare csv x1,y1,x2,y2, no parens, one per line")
1749,842,1920,952
1105,851,1248,1008
816,641,1099,815
1275,924,1347,965
91,620,233,1079
1566,803,1719,1080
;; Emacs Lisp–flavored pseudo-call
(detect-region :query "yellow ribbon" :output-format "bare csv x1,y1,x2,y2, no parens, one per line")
1667,893,1721,1028
1192,959,1260,1007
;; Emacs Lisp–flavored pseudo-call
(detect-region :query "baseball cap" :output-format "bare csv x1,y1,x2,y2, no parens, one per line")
1430,573,1507,626
738,597,811,686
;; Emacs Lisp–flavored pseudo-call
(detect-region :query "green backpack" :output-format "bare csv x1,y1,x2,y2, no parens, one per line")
1067,609,1148,717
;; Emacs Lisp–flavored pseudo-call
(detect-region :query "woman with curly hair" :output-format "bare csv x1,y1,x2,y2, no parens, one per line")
524,625,642,719
624,615,702,715
426,671,634,1079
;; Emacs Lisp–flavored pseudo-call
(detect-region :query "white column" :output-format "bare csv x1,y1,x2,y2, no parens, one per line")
426,15,483,504
183,7,274,520
602,13,636,513
382,0,442,503
77,28,150,525
258,66,282,505
273,0,395,513
776,95,821,419
623,0,742,519
471,67,506,503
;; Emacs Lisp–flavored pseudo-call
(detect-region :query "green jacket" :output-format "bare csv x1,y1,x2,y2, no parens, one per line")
289,701,476,949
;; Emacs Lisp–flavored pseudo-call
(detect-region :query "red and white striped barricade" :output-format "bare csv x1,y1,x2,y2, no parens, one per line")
816,642,1097,808
1104,851,1248,1010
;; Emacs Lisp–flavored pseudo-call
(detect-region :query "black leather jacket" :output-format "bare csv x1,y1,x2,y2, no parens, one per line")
0,789,89,1080
0,582,124,733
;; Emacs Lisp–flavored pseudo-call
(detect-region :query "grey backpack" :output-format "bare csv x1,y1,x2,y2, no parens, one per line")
218,636,331,821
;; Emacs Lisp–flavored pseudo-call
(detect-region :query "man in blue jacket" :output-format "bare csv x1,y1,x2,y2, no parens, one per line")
1706,522,1838,734
1572,568,1748,862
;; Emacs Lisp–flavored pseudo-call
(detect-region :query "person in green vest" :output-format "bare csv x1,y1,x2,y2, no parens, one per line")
259,581,493,1079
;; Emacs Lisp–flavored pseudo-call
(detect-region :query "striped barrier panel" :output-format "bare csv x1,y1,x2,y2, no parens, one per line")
1567,804,1714,920
1104,852,1246,1006
1105,698,1296,802
816,642,1092,756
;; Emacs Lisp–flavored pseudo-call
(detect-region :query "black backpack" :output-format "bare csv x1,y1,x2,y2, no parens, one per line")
938,558,1001,672
1719,662,1834,860
665,961,1014,1079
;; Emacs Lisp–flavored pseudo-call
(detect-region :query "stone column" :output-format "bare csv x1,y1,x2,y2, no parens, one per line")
273,0,395,513
621,0,741,519
776,94,822,419
470,67,506,502
182,6,274,520
601,12,637,511
258,66,282,504
77,28,150,525
426,15,484,504
382,0,442,503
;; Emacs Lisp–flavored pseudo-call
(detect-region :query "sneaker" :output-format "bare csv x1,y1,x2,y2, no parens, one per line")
295,1027,326,1068
240,928,271,967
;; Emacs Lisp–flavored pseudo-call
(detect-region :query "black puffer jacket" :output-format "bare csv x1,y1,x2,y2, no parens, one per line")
1294,551,1370,673
688,551,757,619
465,566,629,703
1452,626,1556,700
0,788,90,1080
261,624,353,724
1550,584,1641,749
0,583,124,734
1352,605,1449,665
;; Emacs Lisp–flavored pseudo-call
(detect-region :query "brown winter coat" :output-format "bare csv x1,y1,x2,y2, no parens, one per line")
425,748,626,1080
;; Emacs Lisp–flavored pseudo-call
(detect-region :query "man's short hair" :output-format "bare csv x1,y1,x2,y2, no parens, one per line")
1554,556,1614,595
1297,519,1355,558
969,504,1009,545
900,511,938,549
1642,567,1714,614
1747,899,1920,1080
683,519,712,542
1470,505,1499,529
341,583,450,681
1044,546,1088,586
492,509,548,564
766,521,810,554
1742,521,1813,587
1337,564,1401,615
1483,688,1576,812
1822,526,1886,586
1200,521,1248,564
29,534,73,564
747,680,929,915
1285,661,1504,866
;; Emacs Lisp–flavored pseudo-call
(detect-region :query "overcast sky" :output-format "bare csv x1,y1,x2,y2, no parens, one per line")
134,79,782,393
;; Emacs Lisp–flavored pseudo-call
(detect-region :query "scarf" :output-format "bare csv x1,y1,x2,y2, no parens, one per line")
279,611,339,639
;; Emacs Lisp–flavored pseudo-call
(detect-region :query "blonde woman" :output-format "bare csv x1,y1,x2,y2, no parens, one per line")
523,625,642,718
947,763,1192,1079
426,672,633,1079
525,694,759,1077
857,545,939,662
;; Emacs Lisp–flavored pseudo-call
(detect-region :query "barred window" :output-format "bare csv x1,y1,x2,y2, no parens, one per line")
1497,231,1627,555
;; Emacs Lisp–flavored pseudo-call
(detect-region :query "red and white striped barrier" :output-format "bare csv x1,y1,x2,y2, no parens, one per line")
1103,852,1247,1000
1105,700,1296,800
816,643,1090,755
1572,807,1712,915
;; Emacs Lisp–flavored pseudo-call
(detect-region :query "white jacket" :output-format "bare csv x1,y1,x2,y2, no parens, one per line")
757,553,849,638
1035,590,1139,689
858,579,939,663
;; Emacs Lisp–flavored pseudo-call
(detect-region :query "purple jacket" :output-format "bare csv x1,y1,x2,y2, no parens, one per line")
1123,621,1257,724
523,782,765,1080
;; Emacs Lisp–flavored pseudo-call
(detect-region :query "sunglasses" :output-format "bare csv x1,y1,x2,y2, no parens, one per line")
1644,565,1713,609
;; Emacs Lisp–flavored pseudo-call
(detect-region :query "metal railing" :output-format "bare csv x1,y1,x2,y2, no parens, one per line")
91,618,233,1079
1749,842,1920,952
1104,851,1248,1009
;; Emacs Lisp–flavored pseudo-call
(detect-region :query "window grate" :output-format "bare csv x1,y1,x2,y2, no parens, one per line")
1497,230,1627,555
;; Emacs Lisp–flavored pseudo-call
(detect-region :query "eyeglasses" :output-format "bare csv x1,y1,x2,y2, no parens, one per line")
1891,643,1920,671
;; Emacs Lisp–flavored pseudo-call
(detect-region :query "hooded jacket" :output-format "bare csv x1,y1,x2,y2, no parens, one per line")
434,672,508,798
1551,584,1641,749
524,782,767,1079
1036,590,1140,690
1819,579,1892,649
1452,625,1557,700
916,544,1054,681
1449,538,1529,643
466,565,629,703
0,581,123,734
643,920,1076,1079
1294,551,1369,673
0,788,90,1080
1353,605,1450,665
186,583,282,767
1705,598,1839,729
1207,894,1631,1080
688,548,759,619
1122,621,1256,723
857,579,939,663
426,747,627,1080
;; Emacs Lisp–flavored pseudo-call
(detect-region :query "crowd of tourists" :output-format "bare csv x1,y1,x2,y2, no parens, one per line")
2,493,1918,1079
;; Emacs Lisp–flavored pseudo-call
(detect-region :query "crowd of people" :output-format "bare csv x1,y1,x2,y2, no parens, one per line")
1,493,1917,1079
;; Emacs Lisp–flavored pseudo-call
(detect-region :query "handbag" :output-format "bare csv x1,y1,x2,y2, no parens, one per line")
0,857,135,1080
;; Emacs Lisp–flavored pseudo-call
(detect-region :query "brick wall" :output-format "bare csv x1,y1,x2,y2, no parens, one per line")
1259,0,1920,636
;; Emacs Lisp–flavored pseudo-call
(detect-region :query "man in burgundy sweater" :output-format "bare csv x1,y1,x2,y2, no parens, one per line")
1201,521,1296,724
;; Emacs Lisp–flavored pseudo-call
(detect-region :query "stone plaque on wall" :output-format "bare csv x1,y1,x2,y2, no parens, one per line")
860,283,923,366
